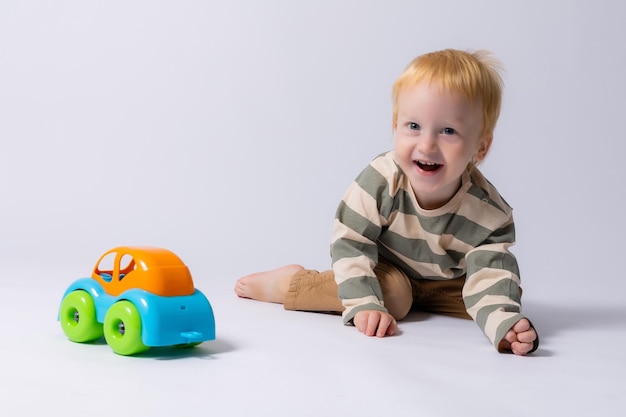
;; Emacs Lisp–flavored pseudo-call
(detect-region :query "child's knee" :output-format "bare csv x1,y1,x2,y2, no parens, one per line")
387,298,412,321
374,261,413,321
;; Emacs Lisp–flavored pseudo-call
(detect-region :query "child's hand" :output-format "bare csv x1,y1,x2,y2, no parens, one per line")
354,310,398,337
498,318,537,356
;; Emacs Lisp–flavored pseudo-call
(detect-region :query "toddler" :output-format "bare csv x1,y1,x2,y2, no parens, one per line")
235,49,538,356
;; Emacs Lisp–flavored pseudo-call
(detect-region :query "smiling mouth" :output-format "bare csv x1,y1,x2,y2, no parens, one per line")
415,160,442,172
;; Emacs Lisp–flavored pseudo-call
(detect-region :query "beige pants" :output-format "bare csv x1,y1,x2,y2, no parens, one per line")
284,261,471,321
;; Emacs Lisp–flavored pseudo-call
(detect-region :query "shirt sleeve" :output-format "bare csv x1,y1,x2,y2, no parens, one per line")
330,162,393,324
463,218,539,352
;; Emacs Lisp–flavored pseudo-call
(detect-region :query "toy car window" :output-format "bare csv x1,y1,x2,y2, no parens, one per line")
97,252,116,281
119,254,136,281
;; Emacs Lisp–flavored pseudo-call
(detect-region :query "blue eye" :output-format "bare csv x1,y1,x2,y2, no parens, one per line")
408,122,420,130
442,127,456,135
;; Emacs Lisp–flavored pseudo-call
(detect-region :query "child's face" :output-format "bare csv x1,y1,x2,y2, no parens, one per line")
394,82,490,209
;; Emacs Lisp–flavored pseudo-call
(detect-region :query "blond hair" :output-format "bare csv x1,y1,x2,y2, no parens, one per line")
391,49,504,136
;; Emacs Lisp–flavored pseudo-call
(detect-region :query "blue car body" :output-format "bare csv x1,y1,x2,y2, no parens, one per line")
61,278,216,346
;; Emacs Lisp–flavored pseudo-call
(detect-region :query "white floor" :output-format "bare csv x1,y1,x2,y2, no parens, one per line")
2,261,624,417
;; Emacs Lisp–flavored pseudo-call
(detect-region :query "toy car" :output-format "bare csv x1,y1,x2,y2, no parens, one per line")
58,246,215,355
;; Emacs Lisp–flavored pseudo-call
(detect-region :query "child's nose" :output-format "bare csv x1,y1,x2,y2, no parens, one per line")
418,131,439,153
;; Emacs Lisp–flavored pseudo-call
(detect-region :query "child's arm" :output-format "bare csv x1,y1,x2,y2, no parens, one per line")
330,156,398,326
464,232,539,354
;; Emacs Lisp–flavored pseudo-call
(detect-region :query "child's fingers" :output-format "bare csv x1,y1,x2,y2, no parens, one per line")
511,341,534,356
367,312,386,336
385,319,398,336
376,314,396,337
517,328,537,344
353,312,368,334
512,318,531,333
354,311,380,336
499,320,537,355
354,310,396,337
503,329,518,344
498,328,520,352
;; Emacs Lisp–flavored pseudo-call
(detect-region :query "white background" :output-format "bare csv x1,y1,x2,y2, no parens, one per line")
1,1,625,416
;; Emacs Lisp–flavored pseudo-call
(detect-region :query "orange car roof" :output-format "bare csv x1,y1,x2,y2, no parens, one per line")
107,246,187,267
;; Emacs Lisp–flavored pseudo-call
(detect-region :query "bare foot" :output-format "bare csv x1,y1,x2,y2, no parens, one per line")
234,264,304,304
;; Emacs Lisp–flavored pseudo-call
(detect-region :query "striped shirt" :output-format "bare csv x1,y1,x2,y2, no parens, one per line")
331,150,532,349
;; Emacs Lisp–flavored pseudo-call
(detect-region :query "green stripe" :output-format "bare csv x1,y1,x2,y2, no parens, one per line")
332,239,378,264
378,247,465,280
335,201,381,242
494,314,524,349
467,173,512,212
486,222,516,244
353,165,399,218
387,186,420,217
466,249,520,277
379,230,465,272
415,213,495,245
464,279,521,311
338,276,383,301
474,303,521,331
467,183,508,213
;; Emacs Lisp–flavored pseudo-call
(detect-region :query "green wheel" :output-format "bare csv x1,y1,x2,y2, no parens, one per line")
103,301,149,356
59,290,104,342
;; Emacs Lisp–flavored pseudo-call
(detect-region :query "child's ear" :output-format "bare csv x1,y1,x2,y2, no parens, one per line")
474,134,493,163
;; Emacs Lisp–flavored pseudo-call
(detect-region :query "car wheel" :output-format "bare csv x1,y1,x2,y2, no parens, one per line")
59,290,104,343
103,301,149,355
